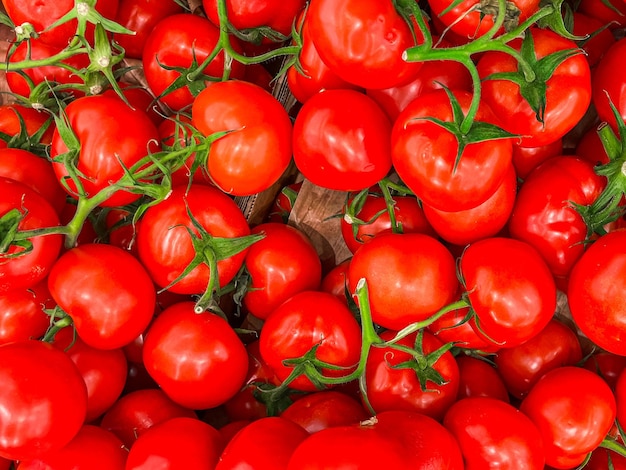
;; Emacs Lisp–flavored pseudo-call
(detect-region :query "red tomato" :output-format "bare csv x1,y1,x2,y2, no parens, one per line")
191,80,293,196
292,89,393,192
100,388,197,449
0,340,87,461
587,444,626,470
286,410,464,469
0,176,63,294
113,0,184,59
568,229,626,355
455,355,510,403
572,12,617,68
142,301,249,409
136,183,252,296
459,237,557,348
47,243,156,350
259,290,362,392
592,37,626,131
444,396,545,469
125,417,224,469
216,417,310,470
0,279,53,344
50,94,160,208
306,0,424,89
0,103,55,150
347,232,458,331
477,27,591,148
584,352,626,390
17,425,128,470
364,330,460,420
494,318,583,399
266,181,303,224
142,13,246,112
391,89,513,212
520,366,616,469
616,368,626,429
577,0,626,29
320,258,351,304
512,138,563,180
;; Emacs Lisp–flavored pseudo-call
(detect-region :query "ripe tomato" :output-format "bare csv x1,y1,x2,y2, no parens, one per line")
259,290,362,391
459,237,556,348
520,366,616,469
0,176,63,294
191,80,293,196
568,229,626,355
477,27,591,148
0,340,87,461
216,417,310,470
142,13,246,112
455,355,510,403
306,0,424,89
50,94,160,208
320,258,351,304
142,301,249,409
571,12,616,68
286,410,464,469
47,243,156,350
0,280,53,344
511,138,563,179
125,417,224,469
364,330,460,420
0,103,55,150
584,352,626,390
347,232,458,331
591,37,626,131
292,89,393,192
443,396,545,469
391,89,513,212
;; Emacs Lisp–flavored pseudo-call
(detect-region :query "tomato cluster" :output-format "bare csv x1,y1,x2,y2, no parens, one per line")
1,0,626,468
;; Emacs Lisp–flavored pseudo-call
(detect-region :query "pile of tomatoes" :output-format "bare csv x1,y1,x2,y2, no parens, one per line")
1,0,626,468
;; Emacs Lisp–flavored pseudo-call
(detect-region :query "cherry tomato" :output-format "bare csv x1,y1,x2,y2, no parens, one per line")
455,355,510,403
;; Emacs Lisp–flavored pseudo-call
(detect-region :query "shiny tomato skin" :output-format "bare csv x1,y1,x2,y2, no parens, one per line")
320,258,351,305
50,94,161,208
512,138,563,180
216,417,310,470
347,232,458,331
592,37,626,131
142,301,249,410
477,27,591,148
460,237,557,348
48,243,156,350
136,183,251,295
191,80,293,196
125,417,224,469
292,89,392,192
0,280,53,344
0,103,55,149
391,89,513,212
0,340,88,461
306,0,423,89
455,355,510,403
443,396,545,469
259,290,362,392
584,352,626,390
520,366,616,469
0,177,63,294
567,229,626,355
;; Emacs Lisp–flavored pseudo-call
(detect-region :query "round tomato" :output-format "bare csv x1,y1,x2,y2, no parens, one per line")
0,280,53,344
0,103,55,151
592,37,626,131
455,355,510,403
512,138,563,180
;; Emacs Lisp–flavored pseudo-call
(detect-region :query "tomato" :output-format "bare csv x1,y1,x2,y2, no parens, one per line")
575,126,609,167
391,89,513,212
0,340,87,461
591,37,626,131
306,0,424,89
292,89,393,192
320,258,351,304
100,388,197,449
572,12,617,68
512,138,563,180
494,318,583,399
103,82,165,127
347,232,458,331
142,13,246,112
50,94,160,208
0,279,53,344
259,290,362,392
455,355,510,403
216,417,310,470
477,27,591,148
17,425,128,470
577,0,626,29
459,237,556,348
341,191,434,254
191,79,293,196
136,183,252,296
125,417,224,469
47,243,156,350
142,301,249,409
0,176,63,294
242,223,322,320
113,0,184,59
443,396,544,469
520,366,616,469
280,391,368,433
0,147,67,215
286,410,464,469
0,103,55,150
422,163,517,246
266,181,303,224
584,352,626,389
587,444,626,470
568,229,626,356
616,368,626,429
